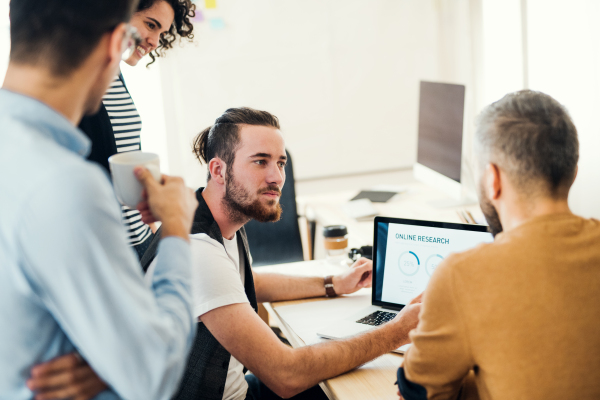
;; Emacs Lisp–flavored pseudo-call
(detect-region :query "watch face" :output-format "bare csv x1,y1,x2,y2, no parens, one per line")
325,276,336,297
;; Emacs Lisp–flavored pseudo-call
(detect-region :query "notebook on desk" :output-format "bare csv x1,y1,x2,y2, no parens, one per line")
317,216,493,353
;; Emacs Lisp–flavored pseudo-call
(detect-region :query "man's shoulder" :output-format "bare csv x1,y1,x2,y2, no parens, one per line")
0,125,113,218
190,233,222,249
189,233,230,263
443,241,498,267
38,154,112,207
436,240,506,280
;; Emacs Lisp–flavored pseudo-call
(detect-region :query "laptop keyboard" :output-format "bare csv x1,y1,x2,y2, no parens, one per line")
356,311,397,326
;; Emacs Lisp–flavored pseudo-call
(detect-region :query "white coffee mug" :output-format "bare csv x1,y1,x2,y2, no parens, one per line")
108,151,161,208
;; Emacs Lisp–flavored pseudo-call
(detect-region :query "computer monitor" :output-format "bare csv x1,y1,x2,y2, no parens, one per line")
414,81,466,200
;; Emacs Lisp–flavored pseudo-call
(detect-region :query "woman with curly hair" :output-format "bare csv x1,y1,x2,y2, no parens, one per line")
22,2,196,399
79,0,196,261
128,0,196,67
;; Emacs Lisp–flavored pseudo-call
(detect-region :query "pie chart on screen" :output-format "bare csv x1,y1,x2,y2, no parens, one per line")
426,254,444,276
398,251,420,276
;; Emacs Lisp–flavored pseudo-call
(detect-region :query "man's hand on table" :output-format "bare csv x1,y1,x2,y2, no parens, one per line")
330,259,423,346
27,353,107,400
332,257,373,295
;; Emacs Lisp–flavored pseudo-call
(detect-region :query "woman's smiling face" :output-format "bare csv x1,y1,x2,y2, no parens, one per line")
125,0,175,66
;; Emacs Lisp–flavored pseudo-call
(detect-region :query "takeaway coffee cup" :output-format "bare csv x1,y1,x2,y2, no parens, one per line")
323,225,349,264
108,151,161,208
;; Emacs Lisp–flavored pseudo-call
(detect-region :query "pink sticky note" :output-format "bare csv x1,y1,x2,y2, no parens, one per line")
192,9,204,23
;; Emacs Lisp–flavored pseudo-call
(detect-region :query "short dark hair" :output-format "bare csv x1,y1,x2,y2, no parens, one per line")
192,107,281,180
9,0,138,76
475,90,579,198
136,0,196,66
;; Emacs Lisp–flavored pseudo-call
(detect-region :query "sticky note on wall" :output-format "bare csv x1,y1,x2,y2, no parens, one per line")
209,18,225,30
205,0,216,8
191,9,204,23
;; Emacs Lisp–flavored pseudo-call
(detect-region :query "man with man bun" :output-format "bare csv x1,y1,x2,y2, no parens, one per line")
140,107,423,400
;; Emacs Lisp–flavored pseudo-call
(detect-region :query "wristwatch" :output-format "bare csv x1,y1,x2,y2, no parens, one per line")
324,275,337,298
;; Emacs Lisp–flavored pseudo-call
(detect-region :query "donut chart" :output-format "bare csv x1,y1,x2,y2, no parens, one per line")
425,254,444,276
398,251,420,276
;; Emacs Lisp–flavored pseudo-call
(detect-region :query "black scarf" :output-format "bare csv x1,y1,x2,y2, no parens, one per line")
141,188,258,400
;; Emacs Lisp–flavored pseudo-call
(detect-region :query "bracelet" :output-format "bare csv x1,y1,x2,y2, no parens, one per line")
324,275,337,298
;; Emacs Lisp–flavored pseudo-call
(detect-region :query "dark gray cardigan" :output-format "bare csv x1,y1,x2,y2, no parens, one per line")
141,188,258,400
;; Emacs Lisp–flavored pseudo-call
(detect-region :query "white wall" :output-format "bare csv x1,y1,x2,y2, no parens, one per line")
526,0,600,218
1,0,597,218
159,0,483,189
480,0,524,105
120,62,171,174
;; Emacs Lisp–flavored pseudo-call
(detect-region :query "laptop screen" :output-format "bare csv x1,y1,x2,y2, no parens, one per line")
372,217,493,310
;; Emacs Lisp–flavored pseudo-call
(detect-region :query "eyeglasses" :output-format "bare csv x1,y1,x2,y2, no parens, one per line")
121,24,142,61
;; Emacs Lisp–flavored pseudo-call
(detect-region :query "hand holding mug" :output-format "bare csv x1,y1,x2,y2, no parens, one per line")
108,151,161,208
134,167,197,240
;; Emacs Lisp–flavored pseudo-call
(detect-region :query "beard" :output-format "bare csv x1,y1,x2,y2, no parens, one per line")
83,89,105,116
85,66,121,116
222,170,282,224
478,183,503,238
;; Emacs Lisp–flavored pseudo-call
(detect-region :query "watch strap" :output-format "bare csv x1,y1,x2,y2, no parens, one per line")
324,275,337,298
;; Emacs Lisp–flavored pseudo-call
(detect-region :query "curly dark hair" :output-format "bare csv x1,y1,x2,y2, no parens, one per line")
137,0,196,66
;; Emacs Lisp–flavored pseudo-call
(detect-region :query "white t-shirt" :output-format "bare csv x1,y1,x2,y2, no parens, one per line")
189,232,249,400
144,233,250,400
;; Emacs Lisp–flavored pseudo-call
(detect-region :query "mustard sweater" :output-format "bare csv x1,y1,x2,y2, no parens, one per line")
402,213,600,400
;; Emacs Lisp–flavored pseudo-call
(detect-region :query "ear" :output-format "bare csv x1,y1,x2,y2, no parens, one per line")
208,158,226,185
107,23,128,67
484,163,502,201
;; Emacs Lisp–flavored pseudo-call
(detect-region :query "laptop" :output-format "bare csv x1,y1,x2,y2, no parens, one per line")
317,216,493,353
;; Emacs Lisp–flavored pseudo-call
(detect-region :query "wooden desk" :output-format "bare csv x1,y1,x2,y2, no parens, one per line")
259,260,403,400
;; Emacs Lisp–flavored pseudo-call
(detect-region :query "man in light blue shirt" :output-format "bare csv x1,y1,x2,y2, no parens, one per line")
0,1,199,399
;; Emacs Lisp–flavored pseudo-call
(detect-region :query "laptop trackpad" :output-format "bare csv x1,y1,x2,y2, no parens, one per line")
317,306,395,338
317,306,412,353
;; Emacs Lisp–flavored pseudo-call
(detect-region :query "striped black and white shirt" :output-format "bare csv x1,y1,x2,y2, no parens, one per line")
103,75,152,247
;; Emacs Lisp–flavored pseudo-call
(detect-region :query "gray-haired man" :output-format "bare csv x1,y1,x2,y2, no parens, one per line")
397,90,600,400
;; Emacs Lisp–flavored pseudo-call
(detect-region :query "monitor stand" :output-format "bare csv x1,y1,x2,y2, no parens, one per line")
413,164,479,209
